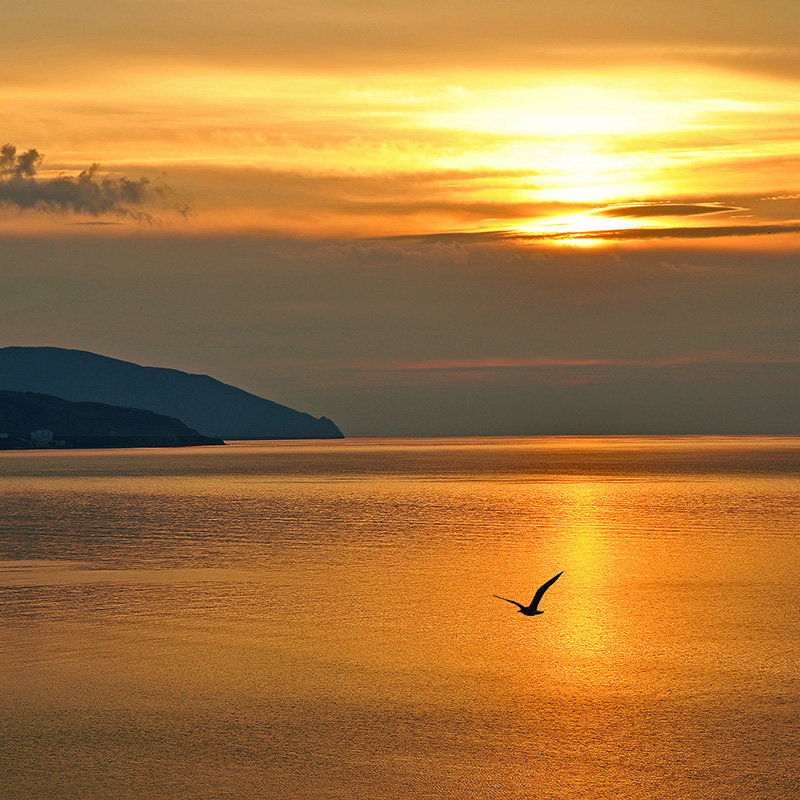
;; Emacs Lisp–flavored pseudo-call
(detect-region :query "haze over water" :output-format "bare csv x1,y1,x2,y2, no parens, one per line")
2,436,800,799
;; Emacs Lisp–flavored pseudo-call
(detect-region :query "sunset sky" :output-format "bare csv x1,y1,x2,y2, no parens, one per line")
2,0,800,434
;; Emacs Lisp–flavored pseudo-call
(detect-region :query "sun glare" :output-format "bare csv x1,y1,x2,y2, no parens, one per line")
526,144,659,203
423,84,688,138
421,83,693,230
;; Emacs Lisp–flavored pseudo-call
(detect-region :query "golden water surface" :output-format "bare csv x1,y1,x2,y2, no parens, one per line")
1,437,799,799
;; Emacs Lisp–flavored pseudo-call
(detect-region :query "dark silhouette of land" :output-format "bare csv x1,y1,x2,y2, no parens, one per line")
0,390,224,449
0,347,343,440
494,571,563,616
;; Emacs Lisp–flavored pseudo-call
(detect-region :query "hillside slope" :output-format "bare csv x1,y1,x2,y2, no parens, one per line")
0,390,223,448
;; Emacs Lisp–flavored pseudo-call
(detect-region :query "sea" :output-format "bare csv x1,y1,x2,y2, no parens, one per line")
1,436,799,799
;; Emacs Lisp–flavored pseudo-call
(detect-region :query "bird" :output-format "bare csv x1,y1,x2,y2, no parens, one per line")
493,571,563,616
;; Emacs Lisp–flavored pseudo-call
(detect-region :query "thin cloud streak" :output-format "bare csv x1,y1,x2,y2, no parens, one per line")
517,223,800,242
349,352,800,372
592,202,743,218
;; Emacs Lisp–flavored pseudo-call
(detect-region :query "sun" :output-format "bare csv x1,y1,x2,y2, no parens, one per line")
513,211,645,245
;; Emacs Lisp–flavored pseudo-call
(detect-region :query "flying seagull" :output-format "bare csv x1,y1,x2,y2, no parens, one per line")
493,571,563,616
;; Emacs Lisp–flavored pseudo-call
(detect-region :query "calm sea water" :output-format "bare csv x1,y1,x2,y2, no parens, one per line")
1,437,799,799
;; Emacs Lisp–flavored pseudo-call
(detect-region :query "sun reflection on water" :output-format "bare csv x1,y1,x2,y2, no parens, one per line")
553,483,617,661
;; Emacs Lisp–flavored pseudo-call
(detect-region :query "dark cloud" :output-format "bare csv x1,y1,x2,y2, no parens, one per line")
0,144,42,177
0,144,189,222
592,202,743,218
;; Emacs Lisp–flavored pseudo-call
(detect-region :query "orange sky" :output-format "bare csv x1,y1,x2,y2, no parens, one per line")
2,0,800,243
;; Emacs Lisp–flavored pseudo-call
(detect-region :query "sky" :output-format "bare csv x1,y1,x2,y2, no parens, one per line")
1,0,799,434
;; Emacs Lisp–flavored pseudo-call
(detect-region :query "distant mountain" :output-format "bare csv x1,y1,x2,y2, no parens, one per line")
0,347,343,440
0,390,223,449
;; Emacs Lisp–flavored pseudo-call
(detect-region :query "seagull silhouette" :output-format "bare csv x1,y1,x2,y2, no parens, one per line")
493,571,563,616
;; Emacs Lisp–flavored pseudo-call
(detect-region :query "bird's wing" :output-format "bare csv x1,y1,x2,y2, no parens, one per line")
492,594,525,609
529,571,563,611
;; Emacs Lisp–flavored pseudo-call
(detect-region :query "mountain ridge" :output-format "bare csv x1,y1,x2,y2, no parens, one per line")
0,347,343,440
